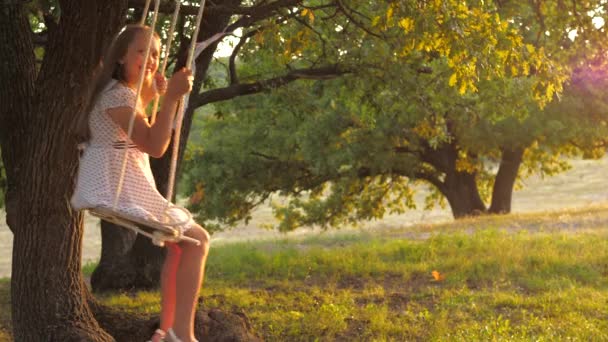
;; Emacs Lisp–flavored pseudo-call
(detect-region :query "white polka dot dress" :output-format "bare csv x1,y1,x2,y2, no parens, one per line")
71,80,193,231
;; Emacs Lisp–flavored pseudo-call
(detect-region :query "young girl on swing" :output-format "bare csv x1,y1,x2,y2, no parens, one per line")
71,25,209,342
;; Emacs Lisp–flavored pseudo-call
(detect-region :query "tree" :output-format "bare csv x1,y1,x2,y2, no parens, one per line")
1,2,125,339
179,0,608,229
0,1,257,340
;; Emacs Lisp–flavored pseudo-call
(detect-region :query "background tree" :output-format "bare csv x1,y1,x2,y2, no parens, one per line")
181,0,603,230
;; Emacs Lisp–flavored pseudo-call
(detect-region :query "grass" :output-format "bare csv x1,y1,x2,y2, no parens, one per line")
198,214,608,341
2,208,608,340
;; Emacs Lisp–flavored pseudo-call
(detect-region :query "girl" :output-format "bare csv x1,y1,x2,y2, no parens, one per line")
71,25,209,342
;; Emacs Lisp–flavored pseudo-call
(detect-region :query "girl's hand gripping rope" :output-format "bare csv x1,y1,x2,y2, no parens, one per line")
166,67,193,100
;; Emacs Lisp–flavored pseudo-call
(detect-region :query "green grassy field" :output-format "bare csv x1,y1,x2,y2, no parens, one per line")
2,207,608,340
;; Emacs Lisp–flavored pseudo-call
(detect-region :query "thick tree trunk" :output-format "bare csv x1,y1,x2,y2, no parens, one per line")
489,147,524,214
92,1,238,291
419,141,487,219
0,1,126,340
442,170,487,218
90,221,168,292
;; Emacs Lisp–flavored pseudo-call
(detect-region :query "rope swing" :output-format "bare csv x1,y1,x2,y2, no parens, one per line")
88,0,207,247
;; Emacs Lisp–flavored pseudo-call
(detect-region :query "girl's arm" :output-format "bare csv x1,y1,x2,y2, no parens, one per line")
107,68,193,158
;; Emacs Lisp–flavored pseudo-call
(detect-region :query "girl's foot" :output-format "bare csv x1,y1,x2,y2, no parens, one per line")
148,328,166,342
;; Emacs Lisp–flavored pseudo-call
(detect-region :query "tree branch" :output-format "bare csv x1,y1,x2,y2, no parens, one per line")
569,138,608,150
394,145,446,191
414,169,446,193
229,29,261,85
335,0,383,38
128,0,302,17
226,0,304,31
193,65,347,107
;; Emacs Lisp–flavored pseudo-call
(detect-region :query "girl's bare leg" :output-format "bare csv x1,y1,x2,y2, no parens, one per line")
172,224,210,341
151,243,182,342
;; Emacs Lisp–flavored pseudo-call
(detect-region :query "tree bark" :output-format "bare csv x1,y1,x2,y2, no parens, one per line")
489,147,524,214
0,1,126,340
442,169,487,218
419,142,487,218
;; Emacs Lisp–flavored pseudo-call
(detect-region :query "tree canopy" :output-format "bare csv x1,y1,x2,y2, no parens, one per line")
180,0,608,230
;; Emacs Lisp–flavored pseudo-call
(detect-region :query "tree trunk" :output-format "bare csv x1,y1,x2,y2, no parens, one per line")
419,141,487,218
0,1,126,339
442,170,487,218
90,221,167,292
489,147,524,214
92,1,237,291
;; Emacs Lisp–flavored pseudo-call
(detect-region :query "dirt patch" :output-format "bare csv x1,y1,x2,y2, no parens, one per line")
387,292,411,311
334,317,370,341
335,275,368,290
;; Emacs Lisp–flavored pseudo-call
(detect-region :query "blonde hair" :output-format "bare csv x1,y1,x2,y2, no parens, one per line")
74,25,160,144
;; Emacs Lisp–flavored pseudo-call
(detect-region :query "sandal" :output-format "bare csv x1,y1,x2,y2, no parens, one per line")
165,329,183,342
166,329,199,342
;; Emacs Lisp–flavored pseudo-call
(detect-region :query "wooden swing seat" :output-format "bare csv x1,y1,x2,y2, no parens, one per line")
88,206,200,247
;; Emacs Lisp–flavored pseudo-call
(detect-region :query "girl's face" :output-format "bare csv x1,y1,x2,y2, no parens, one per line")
120,30,160,85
